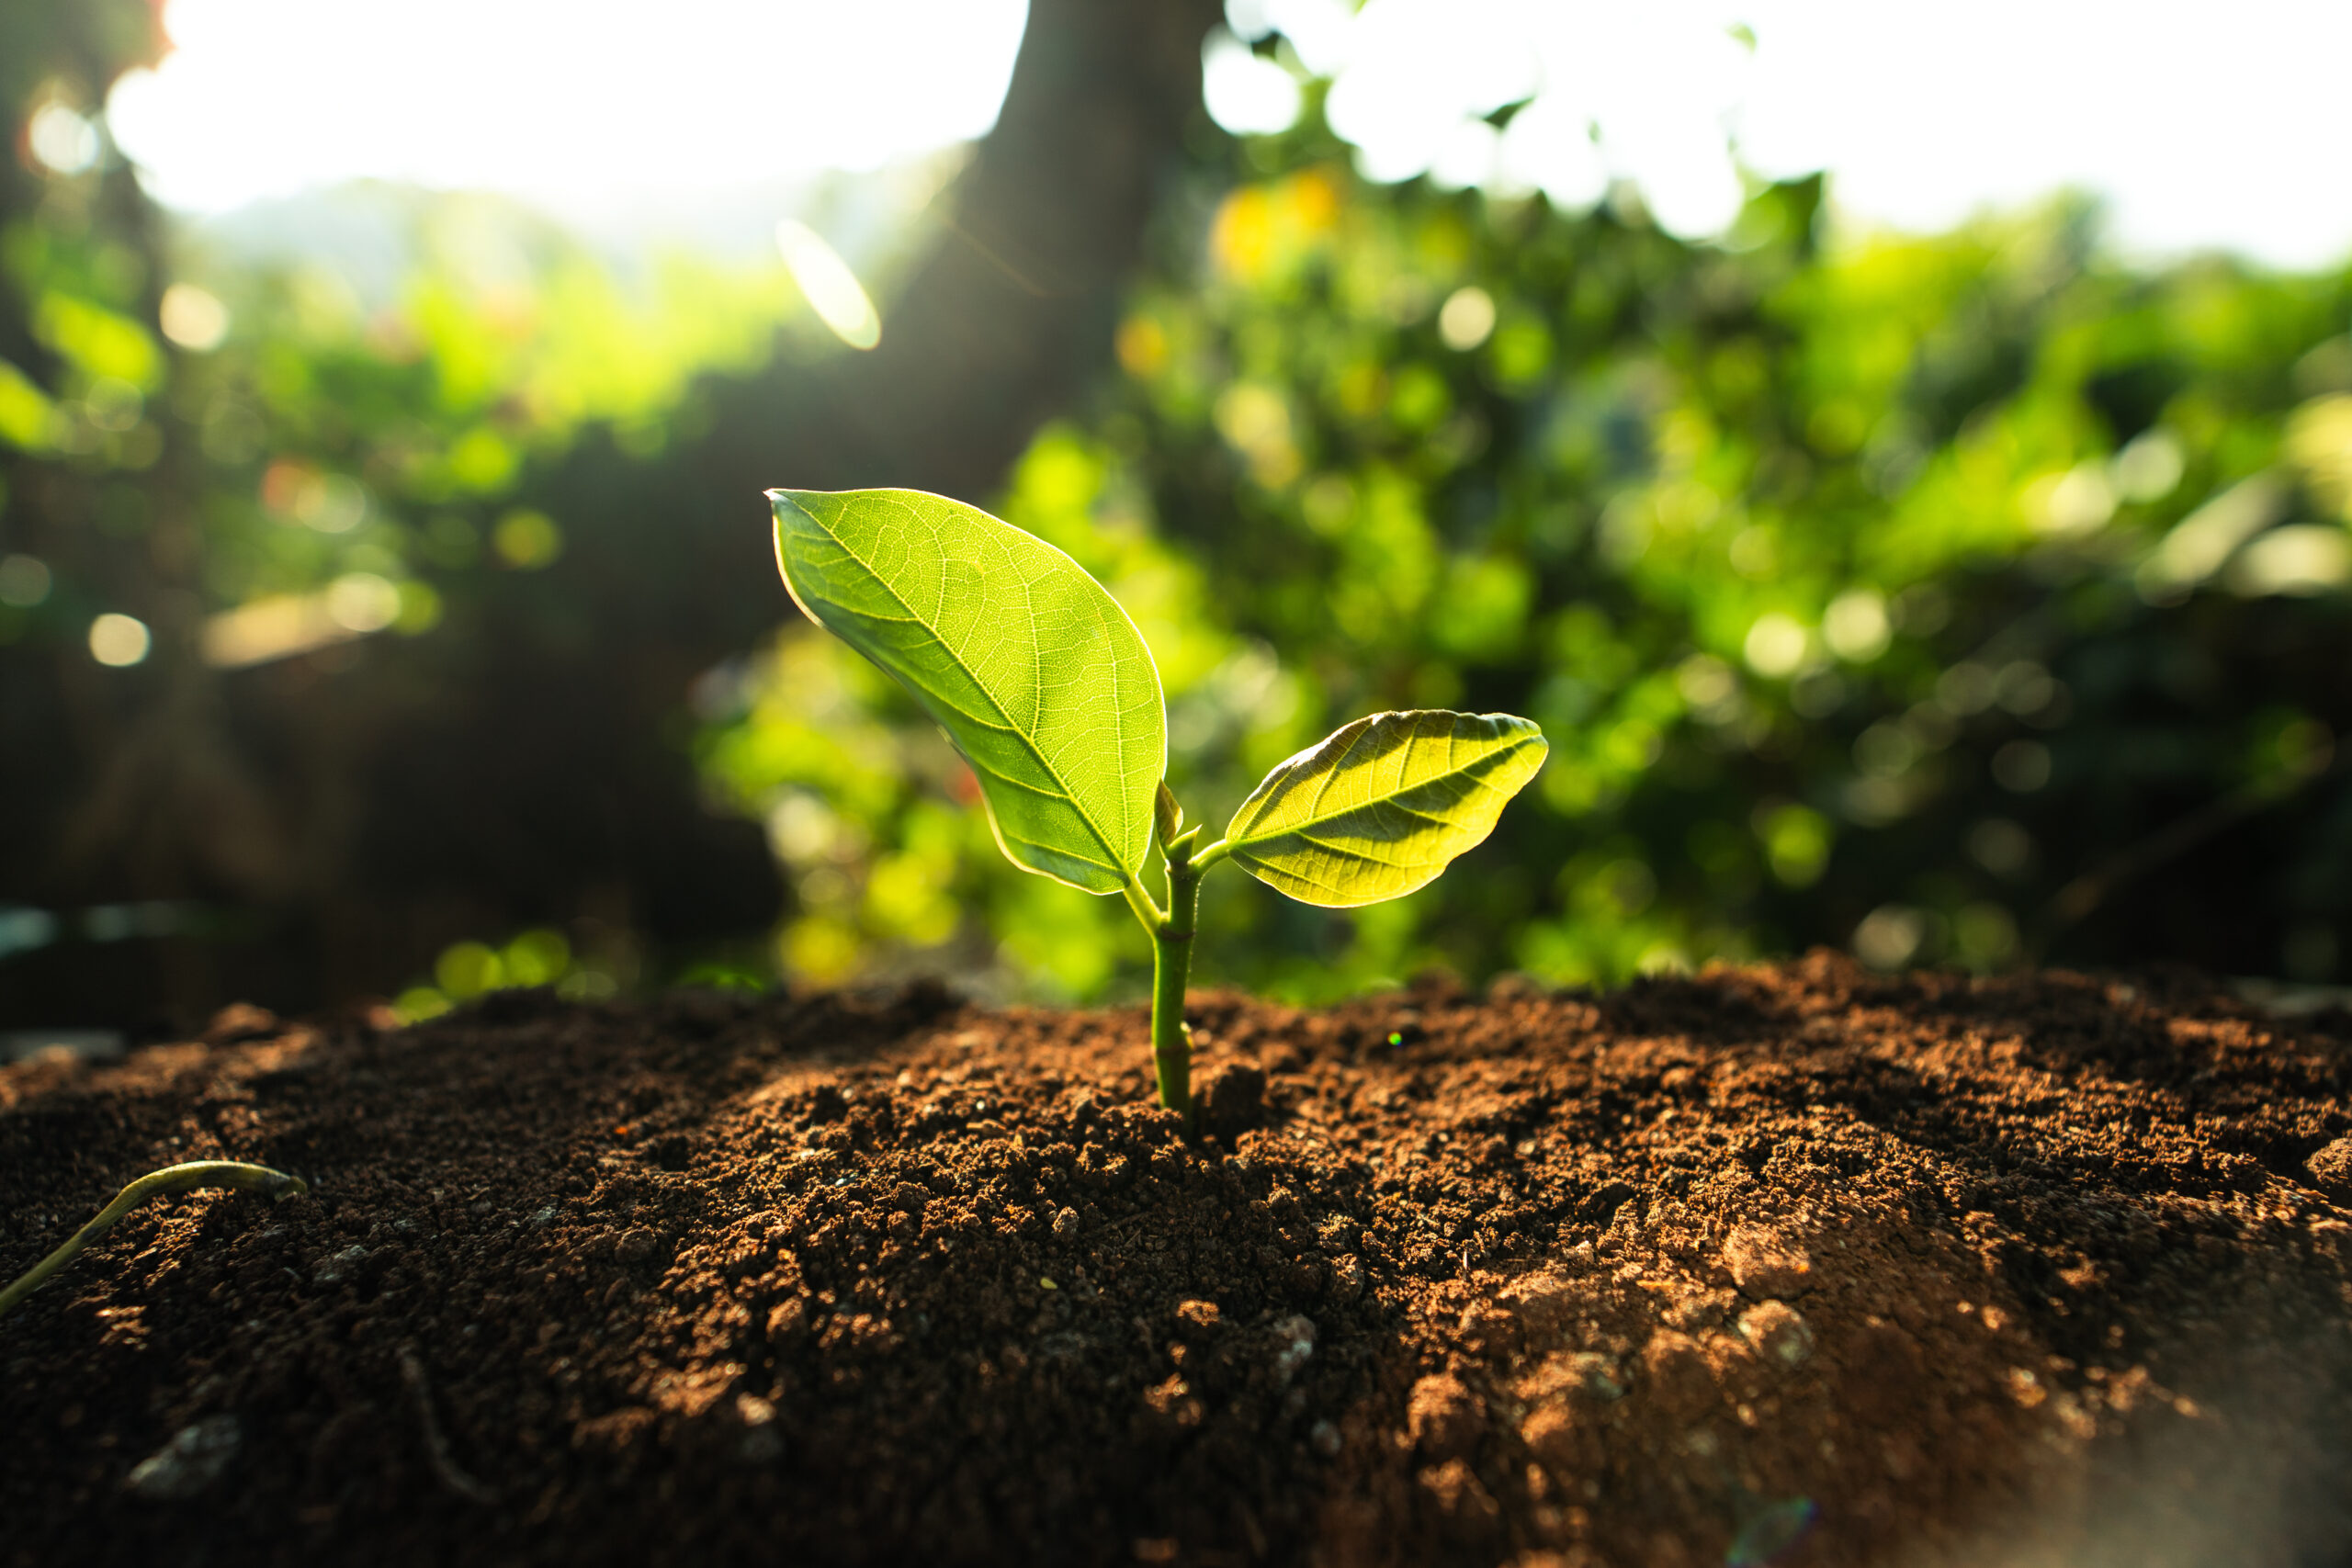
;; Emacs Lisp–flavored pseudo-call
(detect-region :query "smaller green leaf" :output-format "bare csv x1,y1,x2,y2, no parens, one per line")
1222,710,1547,908
1155,782,1184,846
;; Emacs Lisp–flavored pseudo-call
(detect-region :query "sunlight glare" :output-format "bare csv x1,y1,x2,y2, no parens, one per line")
1202,28,1301,137
1229,0,2352,262
106,0,1029,216
775,220,883,350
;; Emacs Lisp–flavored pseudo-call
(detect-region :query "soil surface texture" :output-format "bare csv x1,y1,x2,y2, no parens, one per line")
5,953,2352,1568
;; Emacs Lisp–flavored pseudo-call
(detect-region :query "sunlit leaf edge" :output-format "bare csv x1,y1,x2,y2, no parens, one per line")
1223,709,1548,908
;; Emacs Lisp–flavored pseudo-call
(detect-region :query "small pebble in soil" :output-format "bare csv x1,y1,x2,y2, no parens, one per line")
1727,1496,1818,1568
1567,1352,1624,1402
736,1394,782,1464
2308,1136,2352,1199
1642,1330,1718,1417
1497,1269,1574,1335
1724,1224,1815,1298
1738,1300,1815,1371
1052,1206,1079,1237
124,1415,242,1501
311,1245,367,1286
1272,1314,1317,1384
1667,1288,1735,1333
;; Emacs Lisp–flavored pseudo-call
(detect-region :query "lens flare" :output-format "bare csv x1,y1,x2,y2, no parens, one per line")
775,220,882,350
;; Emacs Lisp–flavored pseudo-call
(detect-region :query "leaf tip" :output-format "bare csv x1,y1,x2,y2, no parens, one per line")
1155,781,1184,845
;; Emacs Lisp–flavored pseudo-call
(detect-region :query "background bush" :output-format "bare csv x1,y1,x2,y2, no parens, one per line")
5,2,2350,1025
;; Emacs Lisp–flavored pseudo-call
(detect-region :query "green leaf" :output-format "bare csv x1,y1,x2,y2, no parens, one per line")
1155,781,1184,846
770,487,1165,894
1222,710,1547,908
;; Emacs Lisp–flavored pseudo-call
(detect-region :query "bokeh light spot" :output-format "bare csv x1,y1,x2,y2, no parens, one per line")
1742,612,1809,678
1853,905,1928,969
493,509,564,570
1437,286,1497,352
27,102,99,176
2229,525,2352,597
325,572,401,632
159,283,232,351
88,613,152,667
0,554,52,608
435,941,503,998
2111,428,2185,503
1821,589,1890,662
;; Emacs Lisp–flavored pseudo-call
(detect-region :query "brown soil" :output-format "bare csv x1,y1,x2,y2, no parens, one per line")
5,953,2351,1568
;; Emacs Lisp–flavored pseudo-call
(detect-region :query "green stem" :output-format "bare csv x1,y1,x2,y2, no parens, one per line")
0,1160,308,1321
1121,875,1165,931
1150,847,1204,1126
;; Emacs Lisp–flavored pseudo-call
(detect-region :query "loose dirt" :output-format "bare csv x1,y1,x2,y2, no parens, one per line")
4,953,2350,1567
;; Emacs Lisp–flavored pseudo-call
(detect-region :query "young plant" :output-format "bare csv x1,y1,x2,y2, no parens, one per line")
771,488,1547,1122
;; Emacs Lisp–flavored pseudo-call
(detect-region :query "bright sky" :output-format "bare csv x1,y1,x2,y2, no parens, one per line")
106,0,2352,269
1216,0,2352,265
107,0,1032,217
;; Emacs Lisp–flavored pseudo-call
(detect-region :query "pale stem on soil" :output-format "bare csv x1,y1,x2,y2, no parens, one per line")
0,1159,309,1320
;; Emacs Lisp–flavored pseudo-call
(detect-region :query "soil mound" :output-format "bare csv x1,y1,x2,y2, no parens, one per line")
5,954,2351,1566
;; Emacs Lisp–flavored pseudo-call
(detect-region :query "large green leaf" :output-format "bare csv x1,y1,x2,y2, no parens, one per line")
1223,710,1547,908
770,487,1166,894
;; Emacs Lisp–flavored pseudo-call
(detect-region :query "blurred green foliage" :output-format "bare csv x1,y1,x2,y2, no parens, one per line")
392,924,613,1023
6,28,2352,1016
704,130,2352,1000
0,186,826,646
0,39,841,1019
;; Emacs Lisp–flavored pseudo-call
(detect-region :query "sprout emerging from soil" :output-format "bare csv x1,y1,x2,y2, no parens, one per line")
0,1160,309,1320
770,488,1547,1122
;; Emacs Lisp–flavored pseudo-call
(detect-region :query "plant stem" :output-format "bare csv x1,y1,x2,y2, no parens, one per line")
1149,840,1205,1125
0,1160,308,1321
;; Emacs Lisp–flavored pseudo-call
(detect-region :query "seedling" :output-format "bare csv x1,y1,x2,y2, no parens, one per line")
0,1159,308,1320
771,488,1546,1122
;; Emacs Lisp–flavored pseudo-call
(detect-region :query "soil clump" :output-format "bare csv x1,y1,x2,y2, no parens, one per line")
4,953,2351,1566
